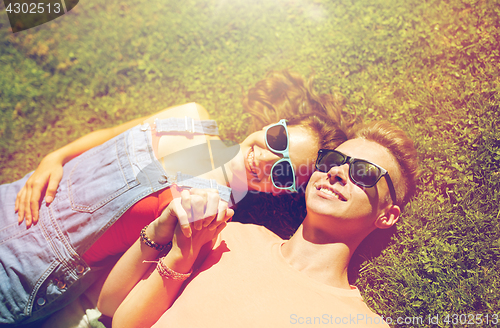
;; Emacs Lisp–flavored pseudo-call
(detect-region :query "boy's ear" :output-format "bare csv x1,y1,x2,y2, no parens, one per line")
374,205,400,229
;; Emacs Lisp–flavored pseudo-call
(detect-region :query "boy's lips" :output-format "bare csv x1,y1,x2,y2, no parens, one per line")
314,183,347,201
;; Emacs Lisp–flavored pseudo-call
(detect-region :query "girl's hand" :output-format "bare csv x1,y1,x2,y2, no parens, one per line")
148,188,233,250
171,188,232,260
15,152,64,228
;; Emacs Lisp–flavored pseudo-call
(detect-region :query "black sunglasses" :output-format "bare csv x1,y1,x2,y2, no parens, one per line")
315,149,397,204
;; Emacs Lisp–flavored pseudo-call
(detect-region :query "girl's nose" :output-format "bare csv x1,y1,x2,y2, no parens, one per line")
260,148,281,175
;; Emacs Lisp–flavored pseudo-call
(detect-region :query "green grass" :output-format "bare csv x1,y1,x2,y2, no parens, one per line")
1,0,499,325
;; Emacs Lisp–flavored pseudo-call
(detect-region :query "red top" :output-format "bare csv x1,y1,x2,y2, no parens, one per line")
82,186,178,266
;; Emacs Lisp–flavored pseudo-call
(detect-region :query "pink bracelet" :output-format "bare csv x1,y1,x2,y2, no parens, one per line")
156,256,192,281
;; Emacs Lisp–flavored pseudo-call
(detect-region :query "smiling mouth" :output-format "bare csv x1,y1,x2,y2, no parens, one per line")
247,146,259,179
315,184,347,201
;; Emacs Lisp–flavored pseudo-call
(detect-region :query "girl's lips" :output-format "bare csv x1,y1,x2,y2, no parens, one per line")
247,146,259,179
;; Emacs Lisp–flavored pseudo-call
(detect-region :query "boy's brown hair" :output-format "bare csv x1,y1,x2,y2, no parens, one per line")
355,120,419,208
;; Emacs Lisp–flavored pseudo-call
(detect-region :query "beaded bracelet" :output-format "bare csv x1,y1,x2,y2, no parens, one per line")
156,256,192,281
140,225,172,252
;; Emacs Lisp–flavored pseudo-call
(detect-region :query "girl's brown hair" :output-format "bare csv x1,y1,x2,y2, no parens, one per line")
242,70,356,136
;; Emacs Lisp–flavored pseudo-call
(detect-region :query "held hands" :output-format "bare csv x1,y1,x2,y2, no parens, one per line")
151,188,233,261
15,152,64,228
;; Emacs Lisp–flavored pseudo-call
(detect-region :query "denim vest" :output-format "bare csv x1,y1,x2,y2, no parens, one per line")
0,120,231,325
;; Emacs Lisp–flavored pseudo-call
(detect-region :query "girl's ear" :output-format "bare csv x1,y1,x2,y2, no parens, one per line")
374,205,400,229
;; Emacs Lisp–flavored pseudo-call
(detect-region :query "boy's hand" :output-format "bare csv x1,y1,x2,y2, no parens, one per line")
150,188,233,251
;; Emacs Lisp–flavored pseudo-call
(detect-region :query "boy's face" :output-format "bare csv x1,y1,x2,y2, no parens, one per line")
304,138,399,234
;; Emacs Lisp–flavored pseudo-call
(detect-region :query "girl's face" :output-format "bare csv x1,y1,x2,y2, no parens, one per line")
230,123,319,194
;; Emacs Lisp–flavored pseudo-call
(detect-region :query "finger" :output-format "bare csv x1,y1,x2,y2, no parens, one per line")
45,172,62,204
189,188,220,205
15,188,23,213
180,189,192,224
171,198,191,238
208,201,228,230
16,188,27,224
191,195,206,231
170,185,183,199
203,193,221,228
213,221,227,236
188,188,208,227
188,188,219,228
189,189,208,230
226,208,235,222
24,188,33,228
188,188,210,201
30,182,44,224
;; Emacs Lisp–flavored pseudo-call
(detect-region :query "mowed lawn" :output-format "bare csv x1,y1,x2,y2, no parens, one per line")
1,0,499,325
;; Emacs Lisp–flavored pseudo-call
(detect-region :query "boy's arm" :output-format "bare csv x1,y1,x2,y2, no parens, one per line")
97,189,232,328
16,103,210,227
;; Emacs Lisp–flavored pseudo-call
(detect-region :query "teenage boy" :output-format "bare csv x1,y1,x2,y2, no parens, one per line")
99,120,419,328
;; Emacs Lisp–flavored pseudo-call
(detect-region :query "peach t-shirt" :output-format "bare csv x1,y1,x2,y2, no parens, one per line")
153,222,389,328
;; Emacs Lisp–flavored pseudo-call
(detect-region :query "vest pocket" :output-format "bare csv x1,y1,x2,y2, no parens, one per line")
68,138,139,213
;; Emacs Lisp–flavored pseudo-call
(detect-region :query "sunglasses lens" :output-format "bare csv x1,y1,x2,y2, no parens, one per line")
316,151,345,172
351,161,381,187
266,125,287,152
272,161,295,188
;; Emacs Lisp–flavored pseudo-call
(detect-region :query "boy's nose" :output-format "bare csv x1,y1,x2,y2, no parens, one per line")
326,163,349,186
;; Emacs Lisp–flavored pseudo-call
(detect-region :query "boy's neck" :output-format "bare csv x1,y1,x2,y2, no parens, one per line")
281,225,354,290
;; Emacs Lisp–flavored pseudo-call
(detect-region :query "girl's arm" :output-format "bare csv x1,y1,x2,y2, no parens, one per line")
97,189,232,328
16,103,210,227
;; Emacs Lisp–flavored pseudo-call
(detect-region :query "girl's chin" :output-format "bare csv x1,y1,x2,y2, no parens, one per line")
247,180,274,194
229,151,245,173
227,171,249,191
